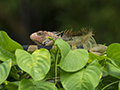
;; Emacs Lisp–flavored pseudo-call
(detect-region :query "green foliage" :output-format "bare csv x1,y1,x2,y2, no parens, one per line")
96,75,119,90
59,49,88,72
15,49,51,81
18,79,35,90
0,31,23,64
4,81,19,90
61,60,102,90
1,31,120,90
106,43,120,62
54,39,71,61
55,39,89,72
0,59,12,85
35,80,58,90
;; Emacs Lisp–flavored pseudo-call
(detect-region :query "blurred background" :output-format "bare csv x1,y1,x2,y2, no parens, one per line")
0,0,120,45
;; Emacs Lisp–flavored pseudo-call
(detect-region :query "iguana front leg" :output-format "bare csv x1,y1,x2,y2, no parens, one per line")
89,44,107,55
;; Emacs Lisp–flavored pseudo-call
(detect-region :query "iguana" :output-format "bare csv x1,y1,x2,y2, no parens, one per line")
29,27,107,55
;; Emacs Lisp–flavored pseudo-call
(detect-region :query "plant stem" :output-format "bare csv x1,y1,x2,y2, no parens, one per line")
101,80,120,90
55,49,59,85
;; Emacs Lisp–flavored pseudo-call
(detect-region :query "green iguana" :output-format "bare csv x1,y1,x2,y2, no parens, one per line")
29,27,107,55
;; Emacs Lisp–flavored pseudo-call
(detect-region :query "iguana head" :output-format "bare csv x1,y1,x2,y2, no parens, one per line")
30,31,62,46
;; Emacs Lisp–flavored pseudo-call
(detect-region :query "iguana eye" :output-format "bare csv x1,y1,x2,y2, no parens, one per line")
37,31,43,36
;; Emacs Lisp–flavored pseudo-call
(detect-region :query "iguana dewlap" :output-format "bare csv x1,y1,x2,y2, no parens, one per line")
30,29,107,55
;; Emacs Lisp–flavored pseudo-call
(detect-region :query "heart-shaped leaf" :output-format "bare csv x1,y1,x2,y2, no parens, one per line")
15,48,51,81
61,60,102,90
58,49,88,72
0,59,12,84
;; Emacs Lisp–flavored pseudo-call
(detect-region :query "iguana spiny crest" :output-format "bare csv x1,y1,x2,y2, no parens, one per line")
30,27,97,51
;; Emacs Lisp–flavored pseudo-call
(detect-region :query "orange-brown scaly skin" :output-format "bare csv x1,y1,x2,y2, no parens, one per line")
30,31,62,46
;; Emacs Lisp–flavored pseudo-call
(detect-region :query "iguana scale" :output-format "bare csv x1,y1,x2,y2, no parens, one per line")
29,27,107,55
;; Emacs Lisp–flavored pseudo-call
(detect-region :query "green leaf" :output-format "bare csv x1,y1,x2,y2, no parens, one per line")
29,79,58,90
50,49,57,63
58,49,88,72
9,66,20,80
36,82,58,90
54,39,71,60
18,79,35,90
88,53,106,63
15,48,51,81
105,62,120,79
0,59,12,85
0,31,23,62
96,75,118,90
106,43,120,62
61,60,102,90
119,81,120,90
5,81,18,90
108,58,120,68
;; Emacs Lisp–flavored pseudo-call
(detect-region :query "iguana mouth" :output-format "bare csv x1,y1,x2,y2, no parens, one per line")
31,40,43,46
32,39,53,46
